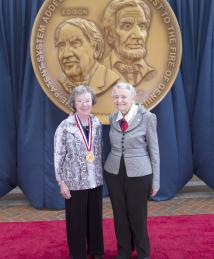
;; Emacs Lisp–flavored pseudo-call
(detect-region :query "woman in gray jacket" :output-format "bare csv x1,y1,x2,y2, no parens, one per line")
54,85,103,259
104,82,160,259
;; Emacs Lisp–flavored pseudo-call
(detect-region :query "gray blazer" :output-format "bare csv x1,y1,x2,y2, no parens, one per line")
104,105,160,191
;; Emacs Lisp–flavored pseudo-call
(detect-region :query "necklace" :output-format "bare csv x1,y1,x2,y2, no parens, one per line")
74,114,94,163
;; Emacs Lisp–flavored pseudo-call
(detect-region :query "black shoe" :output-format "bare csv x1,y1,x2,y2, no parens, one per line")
92,256,103,259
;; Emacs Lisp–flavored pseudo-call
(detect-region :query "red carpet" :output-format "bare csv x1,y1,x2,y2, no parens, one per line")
0,215,214,259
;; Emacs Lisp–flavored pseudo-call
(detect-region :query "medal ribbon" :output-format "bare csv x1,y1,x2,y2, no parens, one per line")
75,114,92,152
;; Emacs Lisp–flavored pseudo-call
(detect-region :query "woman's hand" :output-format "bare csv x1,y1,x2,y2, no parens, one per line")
150,188,159,197
58,181,71,199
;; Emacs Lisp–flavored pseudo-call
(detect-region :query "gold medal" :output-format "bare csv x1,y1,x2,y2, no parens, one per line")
74,114,94,163
86,151,95,163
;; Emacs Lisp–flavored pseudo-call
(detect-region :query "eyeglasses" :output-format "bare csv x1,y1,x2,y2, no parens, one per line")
75,99,92,104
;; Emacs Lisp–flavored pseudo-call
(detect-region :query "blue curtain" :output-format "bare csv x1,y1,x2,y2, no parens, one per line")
169,0,214,188
0,0,213,208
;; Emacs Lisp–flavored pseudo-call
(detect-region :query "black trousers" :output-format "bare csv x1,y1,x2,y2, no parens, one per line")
105,157,152,259
65,186,104,259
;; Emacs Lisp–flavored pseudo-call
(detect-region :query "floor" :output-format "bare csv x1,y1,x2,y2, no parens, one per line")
0,178,214,222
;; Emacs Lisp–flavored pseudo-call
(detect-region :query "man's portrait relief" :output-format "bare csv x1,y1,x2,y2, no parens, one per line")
102,0,156,87
54,0,156,99
31,0,181,120
55,17,119,95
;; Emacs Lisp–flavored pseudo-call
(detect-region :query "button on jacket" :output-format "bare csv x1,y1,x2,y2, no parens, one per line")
104,105,160,190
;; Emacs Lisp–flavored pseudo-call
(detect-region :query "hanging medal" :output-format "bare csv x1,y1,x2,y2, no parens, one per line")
75,114,95,163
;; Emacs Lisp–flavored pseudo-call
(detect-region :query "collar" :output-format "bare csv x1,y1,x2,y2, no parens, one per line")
116,103,138,124
69,113,94,124
110,50,153,75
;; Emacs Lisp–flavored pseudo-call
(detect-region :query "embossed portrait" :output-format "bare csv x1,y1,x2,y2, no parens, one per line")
55,17,119,95
103,0,155,87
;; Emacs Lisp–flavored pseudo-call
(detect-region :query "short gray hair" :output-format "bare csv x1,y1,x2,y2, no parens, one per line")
112,82,136,97
55,18,104,60
69,85,96,110
103,0,151,47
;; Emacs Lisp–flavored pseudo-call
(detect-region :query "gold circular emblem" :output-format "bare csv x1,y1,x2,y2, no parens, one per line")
86,151,95,163
31,0,182,124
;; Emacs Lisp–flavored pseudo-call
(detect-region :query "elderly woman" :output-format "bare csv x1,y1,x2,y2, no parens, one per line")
54,85,104,259
104,82,160,259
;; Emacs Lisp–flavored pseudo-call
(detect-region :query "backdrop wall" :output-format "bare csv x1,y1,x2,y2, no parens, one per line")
0,0,213,208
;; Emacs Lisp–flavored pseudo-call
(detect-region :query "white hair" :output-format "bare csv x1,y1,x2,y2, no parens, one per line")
69,85,96,110
112,82,136,97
